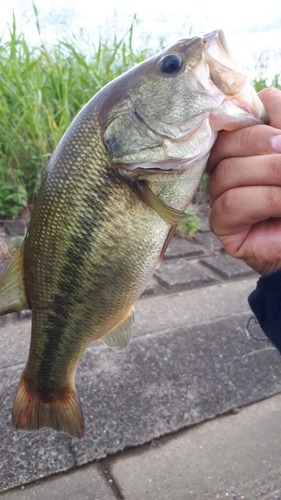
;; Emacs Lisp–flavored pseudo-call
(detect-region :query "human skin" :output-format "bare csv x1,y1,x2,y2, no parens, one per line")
207,87,281,276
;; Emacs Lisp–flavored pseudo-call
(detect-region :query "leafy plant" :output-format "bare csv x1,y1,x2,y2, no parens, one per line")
0,10,161,217
0,156,27,218
177,205,200,236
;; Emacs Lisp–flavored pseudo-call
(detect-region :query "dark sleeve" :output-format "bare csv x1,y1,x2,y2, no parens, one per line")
248,268,281,354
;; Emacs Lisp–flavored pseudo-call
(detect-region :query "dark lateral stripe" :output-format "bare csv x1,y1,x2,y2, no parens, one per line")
36,164,125,398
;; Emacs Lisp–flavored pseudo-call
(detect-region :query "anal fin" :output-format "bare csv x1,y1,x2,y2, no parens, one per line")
99,307,134,352
0,243,29,315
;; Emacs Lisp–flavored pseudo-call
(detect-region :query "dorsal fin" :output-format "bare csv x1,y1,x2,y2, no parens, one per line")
0,243,29,315
99,307,134,352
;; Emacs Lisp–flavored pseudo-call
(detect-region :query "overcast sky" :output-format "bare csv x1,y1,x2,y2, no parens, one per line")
1,0,281,78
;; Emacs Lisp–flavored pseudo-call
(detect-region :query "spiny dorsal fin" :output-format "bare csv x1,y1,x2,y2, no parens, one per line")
0,243,29,315
99,307,134,352
135,181,188,225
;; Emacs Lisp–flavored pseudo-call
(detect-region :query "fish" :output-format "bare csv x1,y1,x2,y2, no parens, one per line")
0,30,267,438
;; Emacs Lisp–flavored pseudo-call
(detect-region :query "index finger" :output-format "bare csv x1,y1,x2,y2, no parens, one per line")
259,87,281,129
206,124,280,174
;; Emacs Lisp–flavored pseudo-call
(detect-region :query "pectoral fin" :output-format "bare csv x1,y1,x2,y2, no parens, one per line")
135,181,188,225
0,243,29,315
99,307,134,352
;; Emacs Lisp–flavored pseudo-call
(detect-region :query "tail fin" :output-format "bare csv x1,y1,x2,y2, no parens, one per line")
12,375,84,439
0,243,29,315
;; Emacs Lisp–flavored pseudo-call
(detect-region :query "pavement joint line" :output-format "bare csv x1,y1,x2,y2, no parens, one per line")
101,391,281,470
98,464,125,500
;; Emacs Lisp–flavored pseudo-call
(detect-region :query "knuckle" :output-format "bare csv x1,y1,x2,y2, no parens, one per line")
210,157,231,186
211,188,237,223
219,189,238,217
265,185,278,209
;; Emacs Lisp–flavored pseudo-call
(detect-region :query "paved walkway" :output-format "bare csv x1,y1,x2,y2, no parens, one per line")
1,217,281,499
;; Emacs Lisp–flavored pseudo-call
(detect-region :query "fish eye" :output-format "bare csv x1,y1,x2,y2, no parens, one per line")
160,54,183,75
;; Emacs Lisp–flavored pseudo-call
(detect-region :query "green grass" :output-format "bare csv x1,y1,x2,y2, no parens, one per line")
0,10,163,218
0,8,279,220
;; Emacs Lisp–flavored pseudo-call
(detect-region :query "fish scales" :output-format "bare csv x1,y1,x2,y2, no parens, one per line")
23,116,172,399
0,30,267,437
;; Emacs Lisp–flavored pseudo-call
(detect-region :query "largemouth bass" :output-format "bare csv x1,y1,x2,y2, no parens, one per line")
0,30,267,438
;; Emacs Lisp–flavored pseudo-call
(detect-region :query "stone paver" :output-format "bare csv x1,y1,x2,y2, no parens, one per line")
109,394,281,500
200,253,257,280
193,231,224,252
164,237,205,260
0,465,115,500
154,259,216,292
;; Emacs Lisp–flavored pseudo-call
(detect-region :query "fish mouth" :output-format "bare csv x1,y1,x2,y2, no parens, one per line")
201,30,268,127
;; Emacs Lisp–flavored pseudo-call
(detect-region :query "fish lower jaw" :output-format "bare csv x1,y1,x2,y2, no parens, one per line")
209,101,264,132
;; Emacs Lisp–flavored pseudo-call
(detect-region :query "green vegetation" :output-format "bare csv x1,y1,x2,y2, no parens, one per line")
177,205,201,236
0,10,162,218
0,9,279,225
252,51,281,92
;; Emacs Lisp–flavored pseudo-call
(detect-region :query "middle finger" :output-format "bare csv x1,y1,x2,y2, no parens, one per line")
209,153,281,203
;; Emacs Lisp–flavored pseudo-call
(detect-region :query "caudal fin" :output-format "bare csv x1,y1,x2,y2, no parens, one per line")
12,375,84,439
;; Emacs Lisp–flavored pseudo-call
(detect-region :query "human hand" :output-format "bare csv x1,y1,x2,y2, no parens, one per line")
207,87,281,276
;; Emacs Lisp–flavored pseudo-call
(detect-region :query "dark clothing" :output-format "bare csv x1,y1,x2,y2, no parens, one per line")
248,269,281,354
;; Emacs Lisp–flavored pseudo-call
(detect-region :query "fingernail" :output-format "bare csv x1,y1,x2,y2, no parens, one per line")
271,135,281,153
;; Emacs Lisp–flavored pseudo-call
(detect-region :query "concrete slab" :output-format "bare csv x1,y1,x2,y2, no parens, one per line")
0,465,115,500
154,259,216,292
109,394,281,500
71,312,281,466
0,320,30,367
134,277,258,337
0,273,269,492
